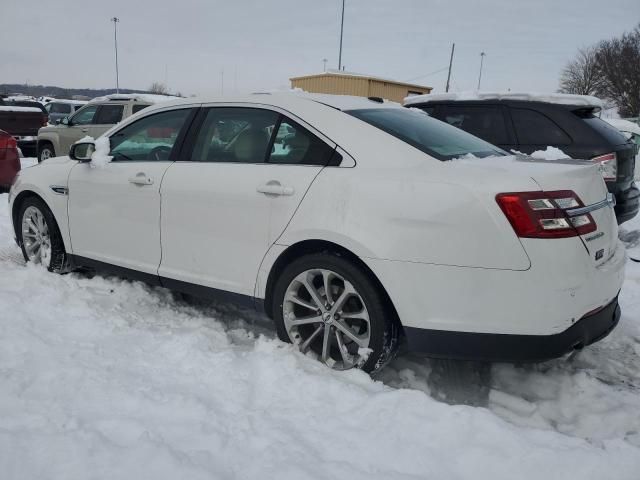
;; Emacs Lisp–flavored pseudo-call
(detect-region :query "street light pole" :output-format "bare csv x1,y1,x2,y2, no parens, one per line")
338,0,345,70
477,52,485,91
111,17,120,93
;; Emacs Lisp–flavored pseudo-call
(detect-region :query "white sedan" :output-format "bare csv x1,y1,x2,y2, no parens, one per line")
8,93,625,372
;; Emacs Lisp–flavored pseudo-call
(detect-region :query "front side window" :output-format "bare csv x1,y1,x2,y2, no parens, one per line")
269,119,334,165
348,107,506,160
190,108,278,163
94,104,125,124
441,105,509,145
109,108,191,161
511,108,571,145
71,105,99,125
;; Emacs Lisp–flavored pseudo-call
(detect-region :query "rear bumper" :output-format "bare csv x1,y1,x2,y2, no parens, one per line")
613,183,639,224
404,295,621,362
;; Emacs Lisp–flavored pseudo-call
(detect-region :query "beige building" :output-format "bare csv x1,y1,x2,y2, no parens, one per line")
290,71,432,103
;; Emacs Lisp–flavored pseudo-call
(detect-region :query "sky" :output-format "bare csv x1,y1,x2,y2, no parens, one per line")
1,0,638,96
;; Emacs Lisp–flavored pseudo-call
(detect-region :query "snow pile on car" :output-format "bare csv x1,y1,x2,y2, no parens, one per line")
404,91,604,108
0,195,639,479
89,93,181,104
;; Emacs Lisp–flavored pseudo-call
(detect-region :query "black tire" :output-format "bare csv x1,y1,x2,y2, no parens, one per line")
272,252,399,373
17,196,68,273
38,142,55,163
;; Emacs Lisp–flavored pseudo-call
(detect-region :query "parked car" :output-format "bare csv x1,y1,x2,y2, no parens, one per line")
9,94,623,372
36,94,169,162
44,100,87,125
404,93,639,224
0,99,48,157
0,129,20,191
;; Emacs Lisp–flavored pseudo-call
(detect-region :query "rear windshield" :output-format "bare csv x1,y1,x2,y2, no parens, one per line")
347,108,506,160
582,116,630,146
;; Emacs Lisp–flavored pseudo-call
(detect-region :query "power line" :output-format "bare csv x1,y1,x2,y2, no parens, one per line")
405,66,449,83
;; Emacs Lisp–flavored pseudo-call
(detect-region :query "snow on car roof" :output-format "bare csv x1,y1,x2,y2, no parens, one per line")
0,106,43,113
404,91,604,108
47,99,88,105
89,93,181,104
603,118,640,136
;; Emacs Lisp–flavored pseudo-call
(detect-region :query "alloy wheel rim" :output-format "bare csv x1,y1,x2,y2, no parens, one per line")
41,148,52,160
283,268,371,370
21,206,52,267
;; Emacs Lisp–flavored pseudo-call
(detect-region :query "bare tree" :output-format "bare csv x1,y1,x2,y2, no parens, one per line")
558,47,603,95
595,24,640,117
148,82,169,95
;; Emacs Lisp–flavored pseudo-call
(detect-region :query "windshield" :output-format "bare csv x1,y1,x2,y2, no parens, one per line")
347,107,507,160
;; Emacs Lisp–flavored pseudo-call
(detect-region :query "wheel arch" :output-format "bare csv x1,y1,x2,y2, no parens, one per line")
262,239,403,330
12,190,56,247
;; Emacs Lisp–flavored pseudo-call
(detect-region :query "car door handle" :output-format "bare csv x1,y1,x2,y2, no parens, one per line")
257,181,294,196
128,173,154,185
81,128,88,133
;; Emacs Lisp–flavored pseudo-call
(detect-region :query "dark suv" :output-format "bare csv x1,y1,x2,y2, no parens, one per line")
405,95,639,224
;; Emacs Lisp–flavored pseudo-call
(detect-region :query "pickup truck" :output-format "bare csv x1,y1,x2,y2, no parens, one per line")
0,100,48,157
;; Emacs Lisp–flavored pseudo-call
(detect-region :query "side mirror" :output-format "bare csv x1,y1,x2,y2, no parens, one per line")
69,142,95,162
55,118,62,125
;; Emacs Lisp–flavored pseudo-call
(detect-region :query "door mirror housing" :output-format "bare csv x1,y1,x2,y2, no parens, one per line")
70,142,95,162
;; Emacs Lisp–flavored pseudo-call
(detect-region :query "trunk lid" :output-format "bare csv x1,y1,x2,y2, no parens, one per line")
474,155,618,267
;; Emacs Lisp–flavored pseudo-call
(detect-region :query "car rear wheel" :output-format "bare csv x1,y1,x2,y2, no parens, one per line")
18,197,68,273
272,252,399,373
38,143,55,163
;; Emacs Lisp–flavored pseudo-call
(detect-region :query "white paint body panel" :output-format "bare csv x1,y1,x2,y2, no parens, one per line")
159,162,322,295
9,93,626,339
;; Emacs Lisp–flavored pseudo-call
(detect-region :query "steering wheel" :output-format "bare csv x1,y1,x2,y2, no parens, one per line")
149,145,172,161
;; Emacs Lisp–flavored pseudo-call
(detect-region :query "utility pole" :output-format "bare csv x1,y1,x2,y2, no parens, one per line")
338,0,345,70
477,52,486,91
221,70,224,95
445,43,455,93
323,58,328,72
111,17,120,93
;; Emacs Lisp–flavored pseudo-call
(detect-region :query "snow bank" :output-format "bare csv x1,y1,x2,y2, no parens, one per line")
604,118,640,136
404,91,604,108
0,193,639,479
0,106,42,113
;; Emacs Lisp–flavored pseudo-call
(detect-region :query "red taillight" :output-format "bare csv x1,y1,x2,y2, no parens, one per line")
42,115,49,127
0,135,17,150
591,152,617,181
496,190,597,239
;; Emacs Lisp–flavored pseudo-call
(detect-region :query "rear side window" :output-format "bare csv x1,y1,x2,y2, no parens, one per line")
133,104,150,114
50,103,72,114
190,108,279,163
94,104,124,124
511,108,571,145
269,119,334,165
441,105,509,145
581,117,630,146
348,108,506,160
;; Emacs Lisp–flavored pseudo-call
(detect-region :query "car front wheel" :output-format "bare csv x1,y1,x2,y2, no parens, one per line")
272,252,399,373
18,197,68,273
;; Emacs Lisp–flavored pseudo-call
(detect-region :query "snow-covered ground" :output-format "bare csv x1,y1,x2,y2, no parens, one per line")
1,164,639,479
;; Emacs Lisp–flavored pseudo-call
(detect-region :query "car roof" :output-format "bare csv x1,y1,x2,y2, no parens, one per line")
404,91,604,109
144,91,404,113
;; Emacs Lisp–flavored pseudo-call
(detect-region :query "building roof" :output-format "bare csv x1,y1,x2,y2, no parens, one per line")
404,91,603,108
291,69,432,91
